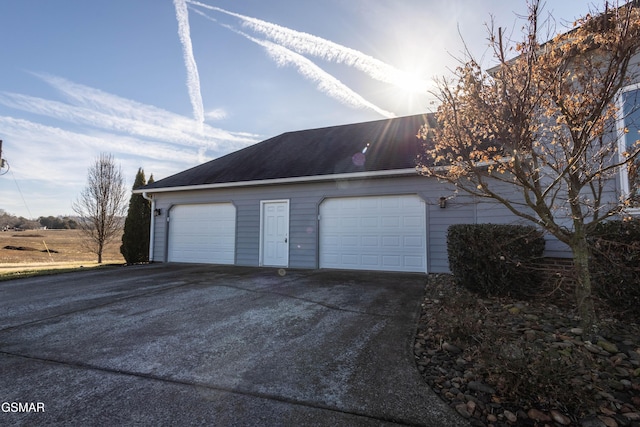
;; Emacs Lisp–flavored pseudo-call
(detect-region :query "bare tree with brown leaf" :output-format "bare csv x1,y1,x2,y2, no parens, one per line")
419,0,640,335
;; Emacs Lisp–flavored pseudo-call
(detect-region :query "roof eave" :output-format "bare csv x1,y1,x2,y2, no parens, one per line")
134,168,420,195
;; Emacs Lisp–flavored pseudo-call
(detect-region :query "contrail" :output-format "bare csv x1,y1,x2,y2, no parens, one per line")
27,73,259,145
174,0,205,128
187,0,430,93
0,92,220,148
0,116,203,181
256,39,396,118
0,74,262,166
191,8,395,118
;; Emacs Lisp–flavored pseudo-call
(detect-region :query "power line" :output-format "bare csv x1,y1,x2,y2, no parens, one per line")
10,168,34,219
1,139,34,218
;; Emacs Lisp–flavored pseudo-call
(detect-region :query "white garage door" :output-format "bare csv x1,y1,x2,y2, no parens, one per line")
319,195,426,272
168,203,235,264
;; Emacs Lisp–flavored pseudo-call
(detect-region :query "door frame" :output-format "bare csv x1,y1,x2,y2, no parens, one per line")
259,199,290,267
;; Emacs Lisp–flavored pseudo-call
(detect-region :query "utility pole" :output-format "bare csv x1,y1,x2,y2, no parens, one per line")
0,140,8,174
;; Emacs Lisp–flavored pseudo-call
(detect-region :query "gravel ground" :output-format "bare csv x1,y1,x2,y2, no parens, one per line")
413,274,640,427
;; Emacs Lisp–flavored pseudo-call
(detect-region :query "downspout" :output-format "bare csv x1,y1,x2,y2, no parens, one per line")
142,192,155,262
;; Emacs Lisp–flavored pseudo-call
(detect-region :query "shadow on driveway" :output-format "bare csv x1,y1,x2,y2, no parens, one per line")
0,264,466,426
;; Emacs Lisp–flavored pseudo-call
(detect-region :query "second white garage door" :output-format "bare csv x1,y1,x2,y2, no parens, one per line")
319,195,426,272
168,203,235,264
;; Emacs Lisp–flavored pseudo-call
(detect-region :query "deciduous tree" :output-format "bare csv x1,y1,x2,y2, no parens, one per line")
73,153,128,263
419,0,640,334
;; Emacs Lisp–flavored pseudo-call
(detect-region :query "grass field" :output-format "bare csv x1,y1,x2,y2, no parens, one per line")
0,229,125,275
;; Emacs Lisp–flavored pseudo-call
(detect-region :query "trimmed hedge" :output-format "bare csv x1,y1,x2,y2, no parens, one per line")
447,224,545,298
588,219,640,314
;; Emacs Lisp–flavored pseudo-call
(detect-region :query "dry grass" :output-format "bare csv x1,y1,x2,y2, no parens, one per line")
0,229,124,275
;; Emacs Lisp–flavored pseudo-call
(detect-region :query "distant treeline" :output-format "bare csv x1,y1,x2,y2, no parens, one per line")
38,216,79,230
1,210,79,230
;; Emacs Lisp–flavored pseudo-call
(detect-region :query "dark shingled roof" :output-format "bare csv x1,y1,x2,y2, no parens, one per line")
143,113,435,190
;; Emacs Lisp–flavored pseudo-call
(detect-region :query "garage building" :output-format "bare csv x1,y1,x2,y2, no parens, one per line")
137,114,554,273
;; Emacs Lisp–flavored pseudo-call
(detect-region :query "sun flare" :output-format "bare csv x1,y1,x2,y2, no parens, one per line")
395,70,432,94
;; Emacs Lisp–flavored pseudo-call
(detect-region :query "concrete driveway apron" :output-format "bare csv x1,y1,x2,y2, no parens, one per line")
0,264,466,426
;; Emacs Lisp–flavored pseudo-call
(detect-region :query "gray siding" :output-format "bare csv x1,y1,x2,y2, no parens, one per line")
289,196,318,268
427,198,475,273
234,198,259,266
151,215,165,263
150,174,573,273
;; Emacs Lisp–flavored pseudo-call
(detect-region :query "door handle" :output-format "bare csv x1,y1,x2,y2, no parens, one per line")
285,238,288,243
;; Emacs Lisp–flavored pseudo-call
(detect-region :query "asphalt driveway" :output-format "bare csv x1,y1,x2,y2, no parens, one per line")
0,264,465,426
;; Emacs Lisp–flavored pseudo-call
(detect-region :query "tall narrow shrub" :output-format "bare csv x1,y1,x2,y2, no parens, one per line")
120,168,151,264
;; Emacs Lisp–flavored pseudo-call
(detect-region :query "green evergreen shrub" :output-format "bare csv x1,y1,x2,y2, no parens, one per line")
120,169,151,264
588,219,640,314
447,224,545,298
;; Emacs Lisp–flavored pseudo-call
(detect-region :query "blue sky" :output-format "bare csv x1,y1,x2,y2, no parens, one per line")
0,0,595,218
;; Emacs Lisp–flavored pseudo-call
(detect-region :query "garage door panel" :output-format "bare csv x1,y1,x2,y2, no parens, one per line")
361,217,378,227
323,235,340,246
380,197,400,208
381,236,400,247
404,236,423,247
381,255,401,266
320,195,426,273
403,216,423,227
341,254,359,266
361,236,379,247
341,217,358,228
168,204,235,264
381,216,400,227
404,256,425,268
359,198,379,209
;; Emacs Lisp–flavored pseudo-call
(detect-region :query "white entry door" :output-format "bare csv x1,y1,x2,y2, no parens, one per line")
261,200,289,267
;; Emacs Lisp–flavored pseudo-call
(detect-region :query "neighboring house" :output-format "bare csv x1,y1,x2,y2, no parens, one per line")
137,113,572,273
